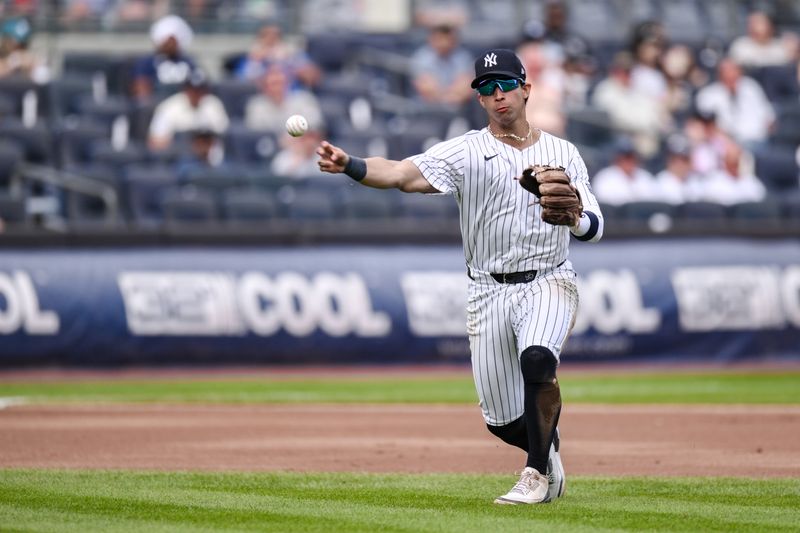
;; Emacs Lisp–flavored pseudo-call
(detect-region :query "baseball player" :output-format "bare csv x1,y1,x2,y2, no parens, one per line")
317,48,603,505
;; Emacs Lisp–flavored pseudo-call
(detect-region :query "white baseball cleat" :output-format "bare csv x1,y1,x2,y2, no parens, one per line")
544,428,566,502
494,467,549,505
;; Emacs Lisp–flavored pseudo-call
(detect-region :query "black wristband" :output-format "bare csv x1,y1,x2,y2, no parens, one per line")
343,156,367,182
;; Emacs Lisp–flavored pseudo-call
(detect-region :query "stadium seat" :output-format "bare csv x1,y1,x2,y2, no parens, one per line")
659,0,706,44
565,109,616,149
91,141,147,169
49,76,95,120
770,104,800,146
225,127,279,165
0,78,49,123
0,120,53,164
212,80,260,121
222,188,280,224
65,164,123,227
161,187,219,226
307,33,354,72
125,164,179,226
61,52,135,95
181,166,249,194
750,66,799,105
286,189,337,220
0,141,23,191
56,120,109,167
397,192,456,220
568,0,625,42
678,201,728,223
753,144,799,191
0,193,27,228
620,201,676,220
340,186,398,220
728,199,782,230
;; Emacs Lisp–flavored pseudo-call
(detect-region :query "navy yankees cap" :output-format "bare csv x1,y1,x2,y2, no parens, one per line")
471,49,527,88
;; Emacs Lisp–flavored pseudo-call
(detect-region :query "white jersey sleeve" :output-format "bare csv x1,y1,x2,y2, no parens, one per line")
566,145,604,242
406,136,466,195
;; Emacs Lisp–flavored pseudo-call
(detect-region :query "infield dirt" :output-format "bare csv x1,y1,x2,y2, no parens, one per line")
1,403,798,477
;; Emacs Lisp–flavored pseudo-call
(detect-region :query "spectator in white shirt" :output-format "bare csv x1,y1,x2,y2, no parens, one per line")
729,11,792,68
703,141,767,205
684,109,729,176
695,58,775,147
593,138,661,206
656,135,706,205
592,52,671,158
245,64,324,133
148,70,230,151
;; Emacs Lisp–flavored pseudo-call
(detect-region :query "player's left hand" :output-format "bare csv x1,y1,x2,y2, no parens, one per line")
517,165,583,226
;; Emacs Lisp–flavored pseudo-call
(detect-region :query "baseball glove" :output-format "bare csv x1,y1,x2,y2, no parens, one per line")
517,165,583,226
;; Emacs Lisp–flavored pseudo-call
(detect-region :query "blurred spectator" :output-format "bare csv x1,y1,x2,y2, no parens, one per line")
175,127,227,181
131,15,197,102
519,0,579,67
703,141,766,205
0,17,49,82
592,52,670,157
234,22,321,89
662,44,708,116
729,11,792,68
271,128,324,177
409,22,473,106
630,25,668,102
245,64,323,133
684,110,729,176
592,138,661,205
695,58,775,148
60,0,115,26
656,135,706,205
115,0,169,23
148,70,229,151
516,40,565,136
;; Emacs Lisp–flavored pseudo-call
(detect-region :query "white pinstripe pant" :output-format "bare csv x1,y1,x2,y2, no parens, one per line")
466,262,579,426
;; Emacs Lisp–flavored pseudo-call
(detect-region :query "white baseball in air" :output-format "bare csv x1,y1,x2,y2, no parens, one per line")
285,114,308,137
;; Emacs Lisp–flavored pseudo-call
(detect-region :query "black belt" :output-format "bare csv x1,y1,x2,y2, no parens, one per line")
468,260,566,284
491,270,539,284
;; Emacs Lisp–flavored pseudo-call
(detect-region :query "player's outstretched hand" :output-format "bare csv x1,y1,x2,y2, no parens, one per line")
317,141,349,174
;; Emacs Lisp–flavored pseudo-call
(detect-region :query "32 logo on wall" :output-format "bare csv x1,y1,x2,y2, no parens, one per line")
117,271,391,337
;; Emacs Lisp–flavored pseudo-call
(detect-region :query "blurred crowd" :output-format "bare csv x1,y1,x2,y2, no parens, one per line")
0,0,799,232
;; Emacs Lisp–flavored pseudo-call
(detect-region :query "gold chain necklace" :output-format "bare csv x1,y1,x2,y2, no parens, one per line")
488,122,532,143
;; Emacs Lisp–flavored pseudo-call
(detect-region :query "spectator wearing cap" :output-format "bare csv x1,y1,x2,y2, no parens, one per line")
409,22,474,106
174,127,229,182
131,15,197,102
0,17,49,82
147,70,229,152
703,141,766,205
729,11,793,68
656,135,706,205
695,57,775,148
234,22,321,89
592,139,661,206
245,64,324,134
592,51,671,158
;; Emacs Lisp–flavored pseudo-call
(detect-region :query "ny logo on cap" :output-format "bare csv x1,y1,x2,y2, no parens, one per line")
484,53,497,67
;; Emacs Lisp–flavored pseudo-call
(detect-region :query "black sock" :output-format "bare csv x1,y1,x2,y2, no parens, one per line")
486,415,528,452
520,346,562,474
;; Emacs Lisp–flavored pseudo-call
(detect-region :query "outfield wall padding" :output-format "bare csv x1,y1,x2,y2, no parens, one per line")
1,238,799,366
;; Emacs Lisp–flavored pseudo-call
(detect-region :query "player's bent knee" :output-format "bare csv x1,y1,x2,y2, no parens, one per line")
520,345,558,383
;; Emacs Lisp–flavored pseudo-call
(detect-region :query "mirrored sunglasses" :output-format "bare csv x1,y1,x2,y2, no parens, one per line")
476,78,522,96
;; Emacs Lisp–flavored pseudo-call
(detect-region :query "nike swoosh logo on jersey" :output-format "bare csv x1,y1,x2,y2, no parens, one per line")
484,154,499,161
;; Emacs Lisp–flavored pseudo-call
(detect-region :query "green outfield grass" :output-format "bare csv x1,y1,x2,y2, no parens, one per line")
0,371,798,404
0,470,798,533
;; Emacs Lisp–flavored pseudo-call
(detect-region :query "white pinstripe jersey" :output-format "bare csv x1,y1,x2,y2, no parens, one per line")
408,129,601,273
